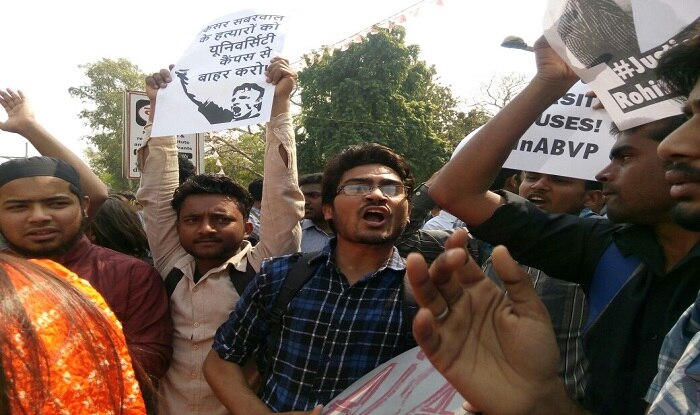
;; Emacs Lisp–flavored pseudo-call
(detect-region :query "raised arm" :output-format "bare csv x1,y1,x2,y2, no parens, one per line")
0,88,109,217
428,38,579,227
135,66,184,276
248,58,304,270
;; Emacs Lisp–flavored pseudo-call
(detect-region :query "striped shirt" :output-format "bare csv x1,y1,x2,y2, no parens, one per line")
212,242,414,412
646,294,700,414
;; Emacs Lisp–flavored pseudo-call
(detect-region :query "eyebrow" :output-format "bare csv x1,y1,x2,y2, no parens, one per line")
1,195,74,206
609,144,634,159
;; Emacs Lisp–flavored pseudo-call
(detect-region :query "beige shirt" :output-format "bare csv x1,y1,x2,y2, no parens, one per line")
136,113,303,415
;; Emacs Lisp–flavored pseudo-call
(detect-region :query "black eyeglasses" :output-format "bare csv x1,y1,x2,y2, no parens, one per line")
336,183,409,198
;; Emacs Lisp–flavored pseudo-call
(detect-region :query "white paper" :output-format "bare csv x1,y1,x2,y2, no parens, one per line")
453,83,614,181
323,347,467,415
502,82,614,180
543,0,699,130
152,9,288,136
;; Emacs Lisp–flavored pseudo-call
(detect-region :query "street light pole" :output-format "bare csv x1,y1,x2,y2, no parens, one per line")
501,36,534,52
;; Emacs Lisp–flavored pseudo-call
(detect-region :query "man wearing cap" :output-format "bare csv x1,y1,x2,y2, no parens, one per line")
0,89,173,410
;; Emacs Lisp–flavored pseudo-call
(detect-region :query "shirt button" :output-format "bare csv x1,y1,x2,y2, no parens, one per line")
191,371,198,379
650,334,659,340
193,344,200,350
187,405,195,412
194,322,200,328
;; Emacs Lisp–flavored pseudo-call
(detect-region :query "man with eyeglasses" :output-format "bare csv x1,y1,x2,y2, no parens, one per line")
204,143,419,414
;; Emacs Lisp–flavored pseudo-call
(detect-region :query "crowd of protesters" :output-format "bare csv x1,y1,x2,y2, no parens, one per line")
0,14,699,415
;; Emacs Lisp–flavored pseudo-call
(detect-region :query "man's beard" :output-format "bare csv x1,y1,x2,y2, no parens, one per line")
354,221,407,246
2,218,86,259
5,230,84,259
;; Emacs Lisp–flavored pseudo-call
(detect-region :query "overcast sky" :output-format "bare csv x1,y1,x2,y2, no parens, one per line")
1,0,547,161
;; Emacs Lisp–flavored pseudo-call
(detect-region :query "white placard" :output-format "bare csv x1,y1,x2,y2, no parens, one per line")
324,347,466,415
151,9,288,136
453,83,614,181
543,0,700,130
123,90,204,179
503,82,614,180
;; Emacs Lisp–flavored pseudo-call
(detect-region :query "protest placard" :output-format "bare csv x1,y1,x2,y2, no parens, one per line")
323,347,466,414
453,82,614,181
152,9,288,136
543,0,700,130
502,82,614,180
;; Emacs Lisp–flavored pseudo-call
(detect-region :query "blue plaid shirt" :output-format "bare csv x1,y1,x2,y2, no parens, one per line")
645,292,700,414
212,240,414,412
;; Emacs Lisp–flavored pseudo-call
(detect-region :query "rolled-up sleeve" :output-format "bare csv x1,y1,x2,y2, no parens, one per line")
248,112,304,271
136,129,185,277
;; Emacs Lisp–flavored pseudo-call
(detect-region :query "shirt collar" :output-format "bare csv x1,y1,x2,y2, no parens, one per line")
319,237,406,272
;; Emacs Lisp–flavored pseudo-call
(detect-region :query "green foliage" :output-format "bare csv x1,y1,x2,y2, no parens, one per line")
297,27,487,182
207,127,266,187
69,58,145,191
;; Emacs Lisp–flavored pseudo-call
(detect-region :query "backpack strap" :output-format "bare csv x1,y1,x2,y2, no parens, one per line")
164,268,185,297
228,262,257,295
264,252,319,370
163,261,256,298
268,252,319,339
264,252,418,366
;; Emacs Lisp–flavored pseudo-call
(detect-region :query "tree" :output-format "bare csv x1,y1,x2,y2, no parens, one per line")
69,58,145,191
206,126,266,186
297,27,481,182
474,72,529,116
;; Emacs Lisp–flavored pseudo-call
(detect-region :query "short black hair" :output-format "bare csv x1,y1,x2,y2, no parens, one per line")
657,31,700,98
321,143,414,205
490,168,521,191
609,114,689,142
299,172,323,187
232,83,265,101
171,174,253,219
247,178,263,201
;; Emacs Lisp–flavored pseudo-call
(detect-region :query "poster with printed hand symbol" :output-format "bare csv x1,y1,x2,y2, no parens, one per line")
543,0,700,130
151,9,288,136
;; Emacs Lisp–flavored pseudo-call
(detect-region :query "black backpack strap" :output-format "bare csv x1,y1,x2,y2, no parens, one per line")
164,268,185,297
269,252,319,333
228,262,257,295
265,252,320,368
165,261,256,298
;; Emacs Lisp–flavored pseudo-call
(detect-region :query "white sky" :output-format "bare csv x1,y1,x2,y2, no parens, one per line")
1,0,547,161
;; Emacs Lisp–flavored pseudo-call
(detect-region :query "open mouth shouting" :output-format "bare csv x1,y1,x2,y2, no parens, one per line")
361,206,389,227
